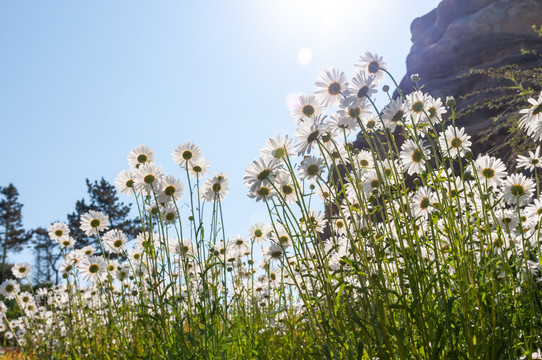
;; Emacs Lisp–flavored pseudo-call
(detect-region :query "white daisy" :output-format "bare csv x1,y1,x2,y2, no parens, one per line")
425,96,447,125
290,94,325,123
438,125,472,158
346,71,377,107
517,146,542,173
11,262,31,279
0,280,20,300
519,91,542,141
134,163,164,193
58,235,76,249
244,155,281,193
260,134,295,160
156,175,184,203
172,142,203,168
411,186,436,219
313,67,349,108
103,229,128,254
114,169,137,195
501,173,535,206
127,145,154,168
48,222,70,242
294,116,327,156
400,138,430,176
275,172,298,204
78,256,107,283
381,97,405,133
80,210,109,236
248,223,269,245
187,157,211,179
200,173,229,202
298,155,325,183
472,155,507,189
405,90,430,126
355,51,388,83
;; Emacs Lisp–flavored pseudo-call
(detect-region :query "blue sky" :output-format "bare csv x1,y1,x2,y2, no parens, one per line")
0,0,439,262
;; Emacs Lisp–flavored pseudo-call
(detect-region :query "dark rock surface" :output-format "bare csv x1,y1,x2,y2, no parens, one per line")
393,0,542,165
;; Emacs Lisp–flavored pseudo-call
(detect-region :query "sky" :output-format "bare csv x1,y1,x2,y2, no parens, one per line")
0,0,440,264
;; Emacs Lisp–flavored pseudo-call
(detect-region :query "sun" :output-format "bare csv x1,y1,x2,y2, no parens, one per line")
297,47,312,65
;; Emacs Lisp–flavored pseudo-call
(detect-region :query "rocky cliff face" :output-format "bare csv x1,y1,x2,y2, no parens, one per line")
396,0,542,165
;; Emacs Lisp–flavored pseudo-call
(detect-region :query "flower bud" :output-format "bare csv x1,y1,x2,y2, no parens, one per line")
446,96,456,107
382,85,390,92
410,74,420,82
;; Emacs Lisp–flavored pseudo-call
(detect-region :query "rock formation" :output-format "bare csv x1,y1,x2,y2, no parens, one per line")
387,0,542,166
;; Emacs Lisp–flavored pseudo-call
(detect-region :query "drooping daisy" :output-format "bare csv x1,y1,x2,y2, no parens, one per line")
346,71,377,107
517,146,542,173
114,169,136,195
11,262,31,279
127,145,155,168
313,67,349,108
244,155,281,193
80,210,109,236
519,91,542,141
134,163,164,193
200,172,230,202
501,173,536,206
290,93,325,123
172,142,202,168
381,97,405,133
48,222,70,243
260,134,295,160
156,175,185,203
438,125,472,158
471,155,507,189
78,256,107,283
298,155,325,183
355,51,388,83
103,229,128,254
400,138,430,176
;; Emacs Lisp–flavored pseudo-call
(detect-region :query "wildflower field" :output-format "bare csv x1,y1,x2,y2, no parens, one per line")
3,53,542,359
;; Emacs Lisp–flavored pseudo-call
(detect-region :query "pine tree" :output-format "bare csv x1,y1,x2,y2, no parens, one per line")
0,184,32,282
67,178,139,251
32,227,61,285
